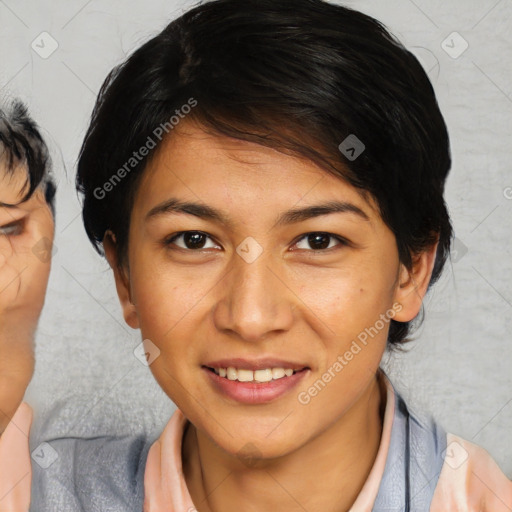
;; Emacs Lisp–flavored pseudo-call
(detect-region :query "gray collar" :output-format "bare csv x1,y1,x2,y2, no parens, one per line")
373,373,447,511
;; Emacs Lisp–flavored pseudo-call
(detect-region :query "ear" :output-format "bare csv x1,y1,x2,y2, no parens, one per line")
103,231,140,329
392,241,438,323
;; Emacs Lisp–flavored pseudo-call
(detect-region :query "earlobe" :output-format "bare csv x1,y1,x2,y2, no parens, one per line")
392,242,438,323
103,231,140,330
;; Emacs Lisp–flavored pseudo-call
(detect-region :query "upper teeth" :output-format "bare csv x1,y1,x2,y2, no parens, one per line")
213,367,296,382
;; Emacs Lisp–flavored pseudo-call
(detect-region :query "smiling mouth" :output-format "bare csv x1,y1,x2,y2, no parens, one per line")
204,366,308,383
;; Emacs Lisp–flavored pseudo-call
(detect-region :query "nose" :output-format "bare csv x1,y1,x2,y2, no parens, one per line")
213,245,295,343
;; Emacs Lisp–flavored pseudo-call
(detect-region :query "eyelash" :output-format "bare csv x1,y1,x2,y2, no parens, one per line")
0,220,24,237
163,231,348,253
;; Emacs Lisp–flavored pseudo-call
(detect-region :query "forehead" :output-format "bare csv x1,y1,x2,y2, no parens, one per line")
0,160,29,206
134,121,379,221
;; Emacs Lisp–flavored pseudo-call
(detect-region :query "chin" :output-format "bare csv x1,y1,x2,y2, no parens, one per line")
211,427,303,464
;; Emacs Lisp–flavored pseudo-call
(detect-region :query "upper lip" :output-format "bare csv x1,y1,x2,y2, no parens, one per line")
203,358,309,371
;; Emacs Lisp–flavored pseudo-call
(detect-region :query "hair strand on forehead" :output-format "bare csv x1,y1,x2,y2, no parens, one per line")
0,98,55,213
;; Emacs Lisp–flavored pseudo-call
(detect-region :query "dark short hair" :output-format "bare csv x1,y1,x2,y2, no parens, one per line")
0,99,56,215
76,0,453,348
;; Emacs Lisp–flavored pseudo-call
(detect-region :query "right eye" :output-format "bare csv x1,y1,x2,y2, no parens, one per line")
0,220,24,236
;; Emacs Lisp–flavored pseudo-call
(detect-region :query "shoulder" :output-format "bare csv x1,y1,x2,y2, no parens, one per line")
30,411,156,511
0,402,32,512
431,432,512,511
377,374,512,511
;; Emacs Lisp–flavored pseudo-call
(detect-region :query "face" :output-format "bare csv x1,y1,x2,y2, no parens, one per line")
0,163,55,433
108,121,433,459
0,165,54,312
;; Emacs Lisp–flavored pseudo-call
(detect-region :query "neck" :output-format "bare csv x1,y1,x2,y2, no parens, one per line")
183,373,386,512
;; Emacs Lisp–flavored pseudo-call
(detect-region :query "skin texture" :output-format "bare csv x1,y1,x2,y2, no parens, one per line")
0,166,54,435
105,121,437,512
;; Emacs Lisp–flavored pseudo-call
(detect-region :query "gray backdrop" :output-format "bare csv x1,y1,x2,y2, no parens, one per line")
1,0,511,476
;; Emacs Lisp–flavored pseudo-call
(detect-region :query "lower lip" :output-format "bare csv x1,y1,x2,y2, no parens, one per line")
203,367,309,404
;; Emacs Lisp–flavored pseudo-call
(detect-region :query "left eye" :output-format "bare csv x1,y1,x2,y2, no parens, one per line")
293,232,345,251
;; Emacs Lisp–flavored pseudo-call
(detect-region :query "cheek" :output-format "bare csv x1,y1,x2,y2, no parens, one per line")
294,258,397,342
289,264,393,429
129,253,214,349
129,259,209,406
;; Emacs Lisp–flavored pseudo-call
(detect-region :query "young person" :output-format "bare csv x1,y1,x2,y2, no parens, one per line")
2,1,511,510
0,99,55,509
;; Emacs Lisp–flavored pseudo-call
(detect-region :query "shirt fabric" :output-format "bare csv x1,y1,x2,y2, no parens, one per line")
143,369,447,511
1,369,511,511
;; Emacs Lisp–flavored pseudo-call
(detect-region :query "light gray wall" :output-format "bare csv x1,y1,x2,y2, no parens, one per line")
1,0,511,476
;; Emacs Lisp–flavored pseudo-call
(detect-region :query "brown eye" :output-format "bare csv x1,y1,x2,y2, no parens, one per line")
293,232,346,251
165,231,220,251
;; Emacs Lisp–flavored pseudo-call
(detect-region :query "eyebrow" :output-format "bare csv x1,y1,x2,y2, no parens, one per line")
145,197,370,228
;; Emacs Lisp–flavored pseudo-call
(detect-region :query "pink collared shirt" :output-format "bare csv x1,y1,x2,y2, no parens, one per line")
142,373,512,511
143,373,394,511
